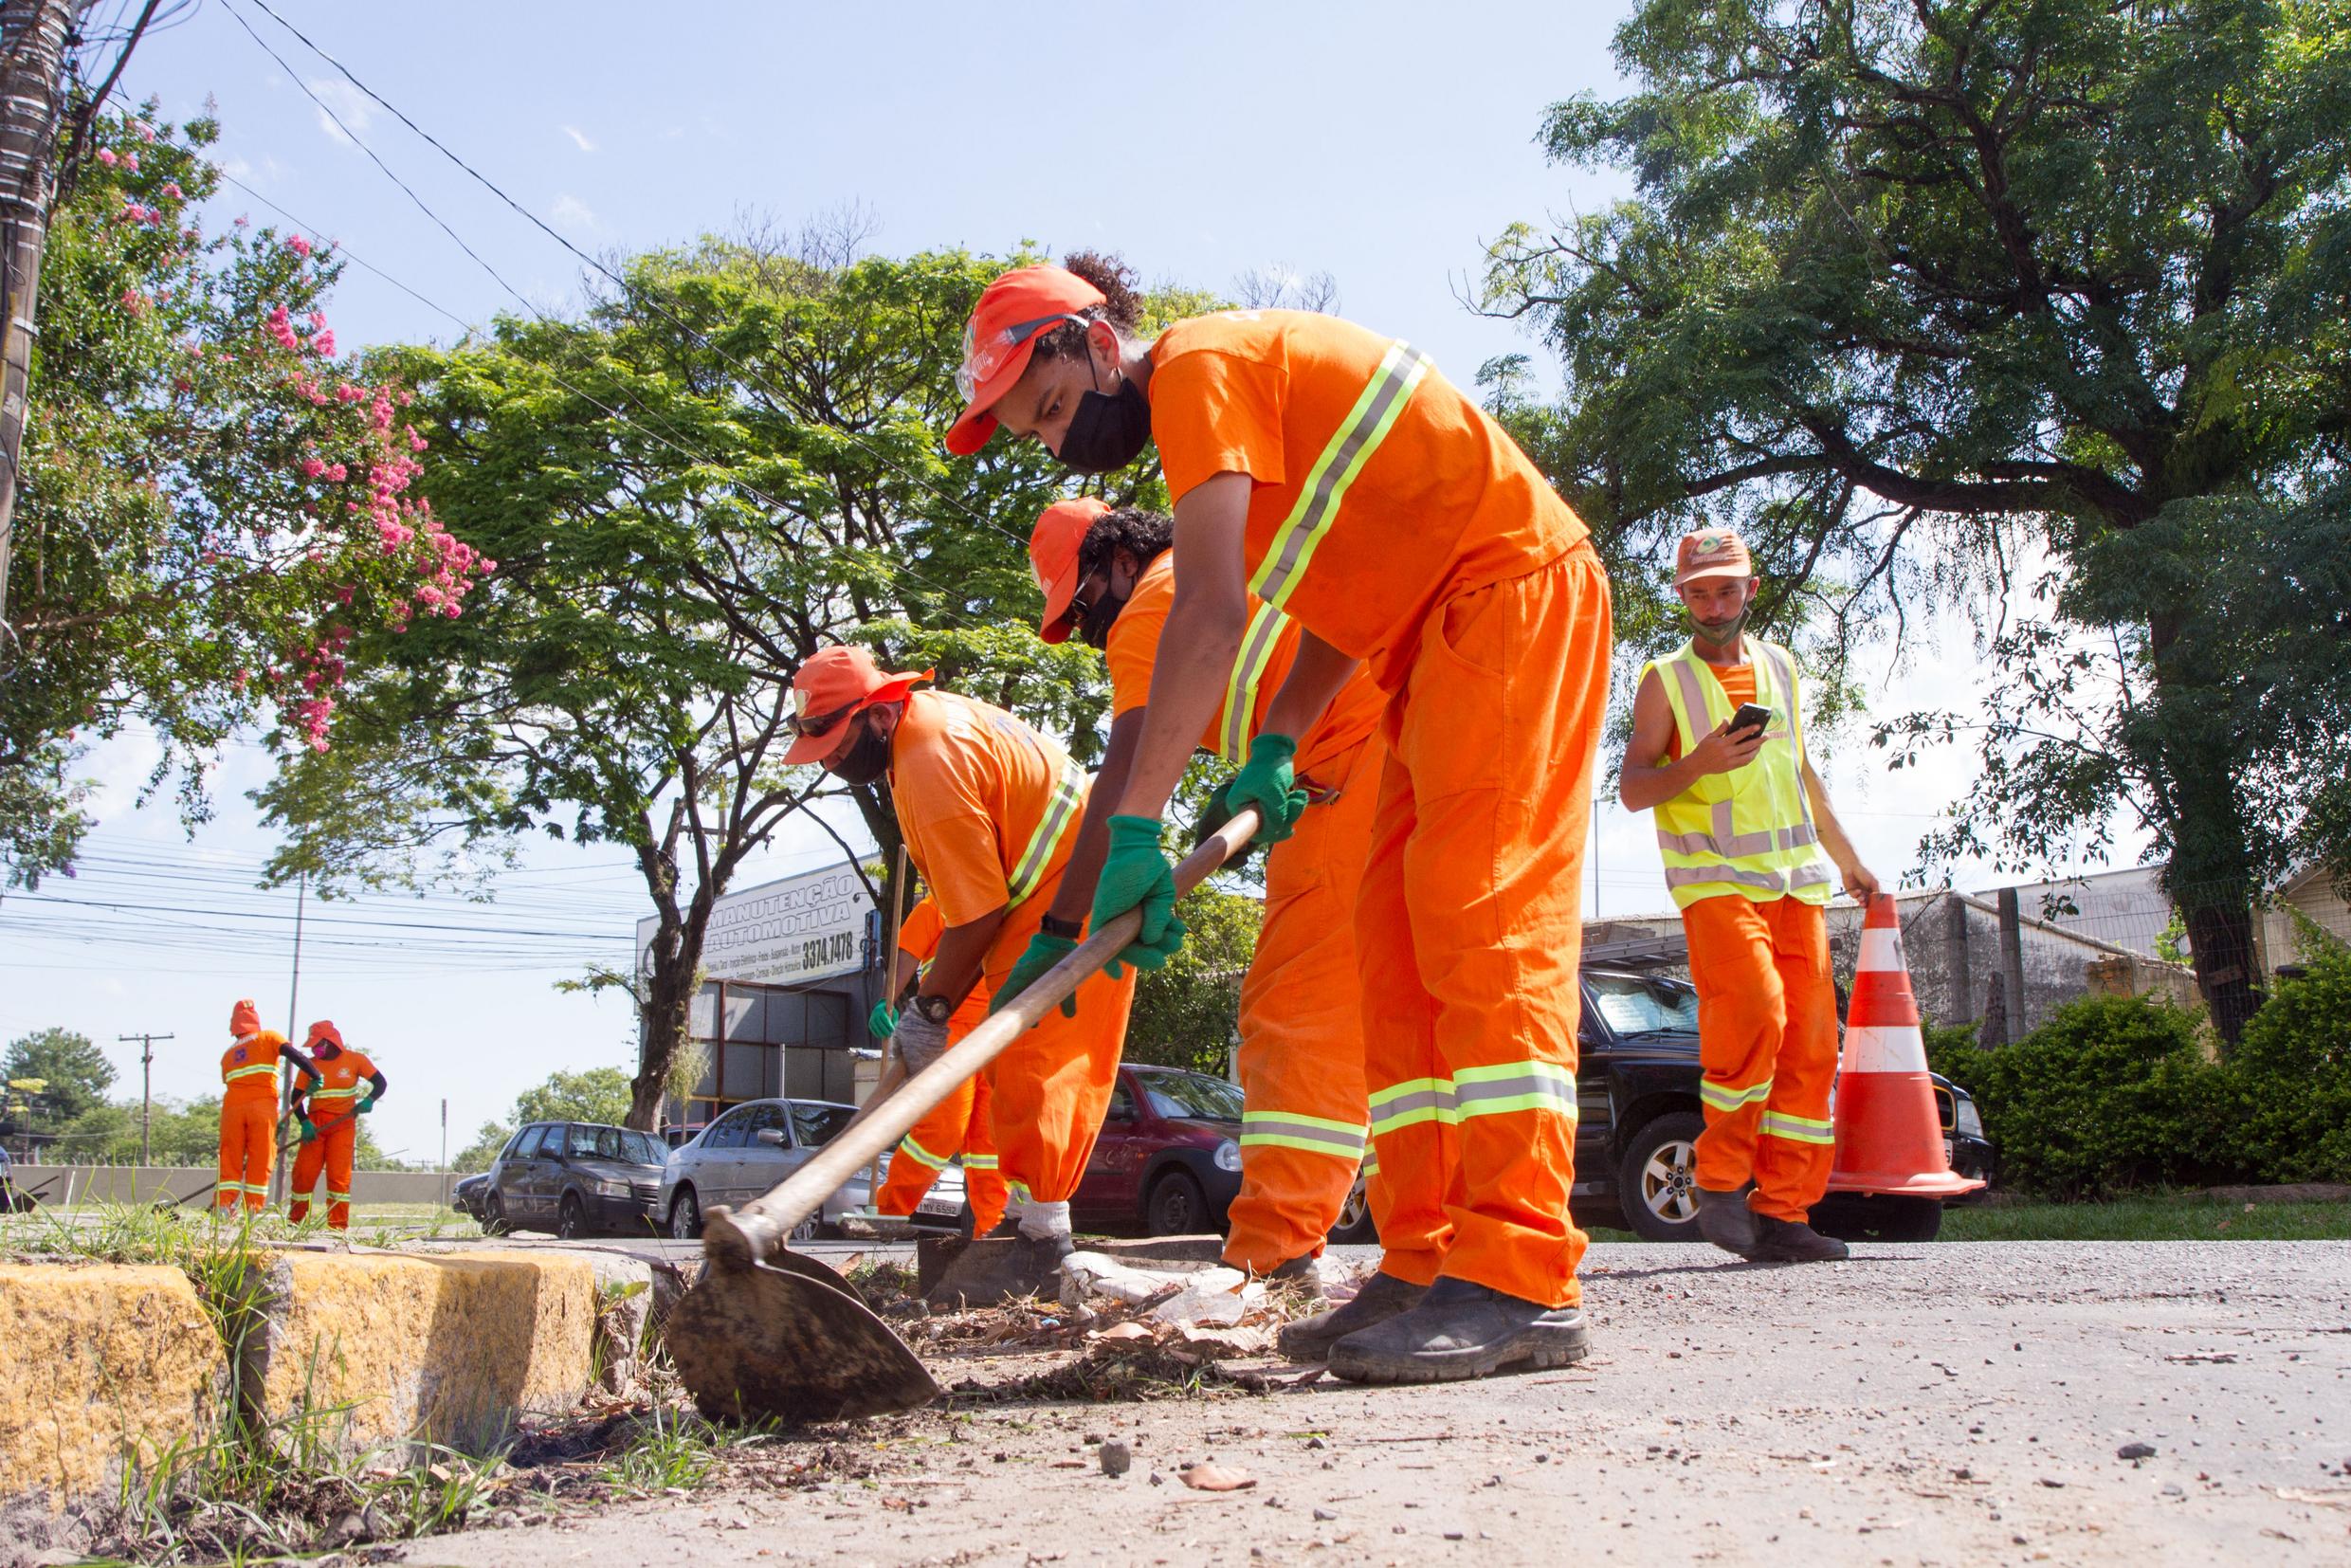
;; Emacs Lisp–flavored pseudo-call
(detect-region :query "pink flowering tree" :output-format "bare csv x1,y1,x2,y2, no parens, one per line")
1,104,490,886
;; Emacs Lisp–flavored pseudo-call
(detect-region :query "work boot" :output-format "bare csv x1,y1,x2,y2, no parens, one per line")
1326,1277,1589,1385
923,1231,1074,1310
1751,1215,1849,1263
1696,1185,1761,1259
1276,1269,1427,1362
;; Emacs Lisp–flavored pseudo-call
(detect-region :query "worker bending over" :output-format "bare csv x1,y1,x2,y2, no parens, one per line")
287,1020,386,1231
781,647,1134,1306
1617,529,1878,1263
947,257,1612,1384
1003,497,1386,1287
869,895,1008,1236
217,998,317,1216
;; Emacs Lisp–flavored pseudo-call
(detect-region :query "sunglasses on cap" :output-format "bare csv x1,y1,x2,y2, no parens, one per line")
956,312,1089,402
784,701,859,740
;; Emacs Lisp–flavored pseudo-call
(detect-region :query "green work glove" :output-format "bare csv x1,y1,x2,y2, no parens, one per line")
297,1116,319,1144
1226,733,1308,847
1190,777,1264,872
867,999,898,1039
990,931,1079,1020
355,1095,375,1116
1090,815,1187,974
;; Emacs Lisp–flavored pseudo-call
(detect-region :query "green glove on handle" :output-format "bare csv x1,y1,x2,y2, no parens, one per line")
867,999,898,1039
297,1116,318,1144
1190,778,1263,871
990,931,1080,1018
1227,733,1307,847
355,1096,374,1116
1090,815,1187,974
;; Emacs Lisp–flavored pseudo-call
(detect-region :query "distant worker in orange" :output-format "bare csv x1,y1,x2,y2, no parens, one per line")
287,1020,387,1231
1618,529,1879,1264
868,895,1008,1236
1000,497,1386,1287
781,647,1135,1305
217,998,318,1217
946,256,1612,1384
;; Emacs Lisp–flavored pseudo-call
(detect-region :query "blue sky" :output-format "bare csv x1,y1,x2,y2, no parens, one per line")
7,1,2112,1166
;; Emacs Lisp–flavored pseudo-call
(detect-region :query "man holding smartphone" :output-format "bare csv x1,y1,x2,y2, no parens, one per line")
1618,530,1879,1263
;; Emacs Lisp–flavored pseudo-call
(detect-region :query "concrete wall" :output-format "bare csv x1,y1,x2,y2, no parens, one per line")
9,1164,458,1207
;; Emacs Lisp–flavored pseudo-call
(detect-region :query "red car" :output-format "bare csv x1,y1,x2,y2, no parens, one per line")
1069,1064,1245,1235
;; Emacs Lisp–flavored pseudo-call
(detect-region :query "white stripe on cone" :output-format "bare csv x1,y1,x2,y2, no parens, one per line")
1857,926,1905,979
1843,1022,1930,1076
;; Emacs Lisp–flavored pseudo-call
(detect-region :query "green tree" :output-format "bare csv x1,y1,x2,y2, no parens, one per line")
260,236,1180,1128
1481,0,2351,1041
514,1067,634,1127
1123,887,1264,1075
1,1027,115,1120
2,103,490,885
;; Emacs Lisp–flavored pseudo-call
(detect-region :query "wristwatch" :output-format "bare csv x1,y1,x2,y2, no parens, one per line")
910,994,955,1026
1039,913,1084,940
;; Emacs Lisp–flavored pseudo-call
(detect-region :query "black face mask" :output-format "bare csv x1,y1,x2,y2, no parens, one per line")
1076,576,1130,649
1060,368,1152,474
828,712,895,787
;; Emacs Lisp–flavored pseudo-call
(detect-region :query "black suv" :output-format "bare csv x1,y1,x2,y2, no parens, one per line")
1328,967,1994,1246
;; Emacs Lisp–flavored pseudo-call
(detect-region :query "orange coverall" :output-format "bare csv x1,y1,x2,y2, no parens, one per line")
1149,308,1613,1308
290,1042,378,1230
890,689,1137,1220
1103,551,1389,1272
218,1021,289,1214
873,898,1008,1233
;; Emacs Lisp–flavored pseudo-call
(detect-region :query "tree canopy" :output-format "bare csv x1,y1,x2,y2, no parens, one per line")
2,1026,114,1121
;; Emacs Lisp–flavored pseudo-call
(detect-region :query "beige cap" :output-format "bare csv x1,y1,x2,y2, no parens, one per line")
1673,529,1752,587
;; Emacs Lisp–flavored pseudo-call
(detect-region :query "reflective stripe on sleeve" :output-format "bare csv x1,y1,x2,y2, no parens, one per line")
1249,340,1432,610
1007,766,1084,907
1216,603,1292,762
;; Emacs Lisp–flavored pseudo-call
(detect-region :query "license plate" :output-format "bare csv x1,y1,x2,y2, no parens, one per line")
917,1196,958,1217
1942,1138,1955,1165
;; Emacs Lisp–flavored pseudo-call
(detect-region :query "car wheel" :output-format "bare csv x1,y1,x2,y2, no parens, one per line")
1144,1168,1209,1236
1810,1193,1942,1244
1327,1164,1378,1245
668,1186,702,1241
482,1190,510,1237
1617,1110,1706,1242
557,1192,585,1241
790,1211,825,1244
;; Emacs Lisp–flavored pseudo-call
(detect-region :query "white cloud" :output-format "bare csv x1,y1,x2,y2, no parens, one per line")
560,124,595,154
307,79,374,146
548,194,599,234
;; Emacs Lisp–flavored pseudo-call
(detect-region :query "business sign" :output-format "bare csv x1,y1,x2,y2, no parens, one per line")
636,864,875,988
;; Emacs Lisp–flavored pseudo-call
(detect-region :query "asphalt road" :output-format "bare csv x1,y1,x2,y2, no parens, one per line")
417,1238,2349,1566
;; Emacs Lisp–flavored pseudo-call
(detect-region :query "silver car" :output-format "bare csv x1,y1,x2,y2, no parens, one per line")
659,1097,962,1242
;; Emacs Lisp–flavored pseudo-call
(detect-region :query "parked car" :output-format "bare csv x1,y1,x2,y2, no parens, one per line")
1327,967,1996,1247
450,1172,488,1222
1070,1065,1245,1236
659,1097,898,1242
478,1121,669,1239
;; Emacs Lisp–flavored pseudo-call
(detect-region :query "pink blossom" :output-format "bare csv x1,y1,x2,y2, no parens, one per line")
134,120,155,143
161,181,183,200
324,463,347,483
121,153,138,173
312,329,336,357
234,214,249,227
96,149,118,167
301,457,326,479
284,234,313,259
120,288,147,316
336,383,363,404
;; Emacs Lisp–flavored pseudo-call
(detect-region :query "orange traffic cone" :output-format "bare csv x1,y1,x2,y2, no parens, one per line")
1827,894,1984,1200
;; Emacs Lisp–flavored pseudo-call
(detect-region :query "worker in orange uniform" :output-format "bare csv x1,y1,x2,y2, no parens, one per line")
780,647,1136,1306
1618,529,1880,1264
868,896,1008,1236
999,497,1386,1290
946,256,1612,1384
217,998,318,1216
286,1020,387,1231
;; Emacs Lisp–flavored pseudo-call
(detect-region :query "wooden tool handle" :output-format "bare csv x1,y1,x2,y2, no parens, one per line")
706,808,1259,1264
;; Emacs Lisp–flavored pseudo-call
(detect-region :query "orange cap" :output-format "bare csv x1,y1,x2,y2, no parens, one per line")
229,998,262,1036
782,647,933,765
1030,497,1109,644
945,264,1107,456
1673,528,1753,587
305,1019,343,1051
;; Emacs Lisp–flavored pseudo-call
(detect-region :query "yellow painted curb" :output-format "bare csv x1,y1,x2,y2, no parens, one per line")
0,1263,227,1507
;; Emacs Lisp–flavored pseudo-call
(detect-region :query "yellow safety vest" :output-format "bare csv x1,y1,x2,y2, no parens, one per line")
1642,638,1833,910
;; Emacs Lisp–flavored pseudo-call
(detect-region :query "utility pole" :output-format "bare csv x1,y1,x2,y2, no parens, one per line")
269,870,307,1208
0,0,76,623
117,1030,173,1166
439,1097,448,1206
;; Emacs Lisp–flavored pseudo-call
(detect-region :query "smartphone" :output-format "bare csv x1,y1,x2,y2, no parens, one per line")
1728,702,1772,739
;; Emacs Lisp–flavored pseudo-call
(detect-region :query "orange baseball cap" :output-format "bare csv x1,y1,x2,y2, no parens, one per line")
782,647,933,765
229,998,262,1036
305,1019,343,1050
1674,528,1753,587
1030,497,1110,644
945,264,1107,456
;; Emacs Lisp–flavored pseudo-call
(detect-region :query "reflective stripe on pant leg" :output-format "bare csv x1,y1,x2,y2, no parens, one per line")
1387,551,1608,1308
963,1076,1008,1235
1223,735,1381,1274
874,1080,973,1217
1684,893,1788,1195
1751,898,1842,1221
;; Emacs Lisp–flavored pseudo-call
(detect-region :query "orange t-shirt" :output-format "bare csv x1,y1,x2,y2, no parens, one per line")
1103,553,1385,777
219,1031,289,1103
1662,659,1759,762
889,690,1085,928
895,897,991,1029
1147,309,1590,688
305,1047,378,1113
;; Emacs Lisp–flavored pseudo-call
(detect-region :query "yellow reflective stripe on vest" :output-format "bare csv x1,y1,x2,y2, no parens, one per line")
1006,765,1084,907
1700,1077,1774,1114
1646,638,1832,909
1216,602,1291,762
895,1132,950,1172
1241,1109,1367,1161
223,1064,277,1083
1249,339,1432,611
1759,1109,1835,1145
